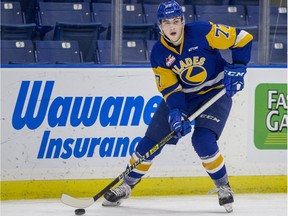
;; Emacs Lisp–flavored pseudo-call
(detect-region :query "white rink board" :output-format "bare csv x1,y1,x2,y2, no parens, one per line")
0,67,287,181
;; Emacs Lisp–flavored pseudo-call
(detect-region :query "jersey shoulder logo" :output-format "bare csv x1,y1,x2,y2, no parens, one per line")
166,54,176,67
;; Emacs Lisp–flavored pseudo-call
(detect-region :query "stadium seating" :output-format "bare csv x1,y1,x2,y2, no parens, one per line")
269,33,287,65
91,3,111,39
96,39,111,64
1,40,36,64
122,3,155,40
122,40,149,64
53,22,103,63
36,1,93,39
228,0,259,5
139,0,185,4
97,40,149,64
35,40,82,64
184,0,228,5
1,23,36,40
247,5,287,28
1,2,25,24
195,5,247,26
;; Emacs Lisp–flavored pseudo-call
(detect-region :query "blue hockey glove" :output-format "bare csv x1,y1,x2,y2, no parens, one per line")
169,109,191,139
224,64,247,97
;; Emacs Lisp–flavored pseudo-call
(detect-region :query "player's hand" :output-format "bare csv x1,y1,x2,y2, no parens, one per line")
168,109,191,139
224,63,247,97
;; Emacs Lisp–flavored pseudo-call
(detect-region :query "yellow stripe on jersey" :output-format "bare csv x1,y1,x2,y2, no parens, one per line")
232,30,253,48
197,84,224,95
206,22,253,50
152,66,182,99
160,33,184,55
206,22,237,49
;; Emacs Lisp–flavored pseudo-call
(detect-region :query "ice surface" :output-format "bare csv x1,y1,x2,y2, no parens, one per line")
1,194,287,216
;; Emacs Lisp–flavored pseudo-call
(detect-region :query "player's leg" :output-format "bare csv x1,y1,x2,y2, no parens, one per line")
191,94,234,212
103,99,176,206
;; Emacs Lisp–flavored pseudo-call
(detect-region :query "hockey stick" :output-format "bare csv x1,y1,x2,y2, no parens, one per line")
61,88,226,208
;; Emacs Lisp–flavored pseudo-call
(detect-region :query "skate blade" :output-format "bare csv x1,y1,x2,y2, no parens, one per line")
102,199,123,207
223,203,233,213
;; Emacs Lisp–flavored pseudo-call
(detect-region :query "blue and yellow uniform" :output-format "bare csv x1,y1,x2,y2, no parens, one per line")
124,21,253,188
102,1,253,209
151,20,253,112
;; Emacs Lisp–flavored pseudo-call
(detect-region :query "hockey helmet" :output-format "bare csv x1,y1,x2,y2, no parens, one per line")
157,0,184,21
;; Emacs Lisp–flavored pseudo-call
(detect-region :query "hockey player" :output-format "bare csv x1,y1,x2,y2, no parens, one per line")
102,0,253,213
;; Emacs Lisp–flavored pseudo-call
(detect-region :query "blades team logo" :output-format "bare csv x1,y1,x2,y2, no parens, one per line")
166,54,176,67
254,83,287,150
172,57,207,86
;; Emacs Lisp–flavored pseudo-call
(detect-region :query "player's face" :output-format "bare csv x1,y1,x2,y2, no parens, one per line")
160,17,184,43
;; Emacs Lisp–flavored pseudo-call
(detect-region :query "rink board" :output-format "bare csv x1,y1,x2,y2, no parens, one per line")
0,66,287,200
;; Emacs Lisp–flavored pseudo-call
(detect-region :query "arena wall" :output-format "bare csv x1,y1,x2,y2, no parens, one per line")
0,66,287,200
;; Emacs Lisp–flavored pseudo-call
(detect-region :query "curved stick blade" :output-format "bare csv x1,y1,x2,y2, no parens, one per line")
61,194,94,208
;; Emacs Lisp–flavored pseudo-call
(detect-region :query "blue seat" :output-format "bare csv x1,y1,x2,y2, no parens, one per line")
247,6,287,28
36,2,93,39
138,0,185,4
195,5,247,26
122,40,149,64
96,40,111,64
269,33,287,65
97,39,149,64
16,0,37,24
1,2,24,24
184,0,228,5
91,3,111,39
122,3,155,40
35,40,82,64
53,22,103,63
1,23,36,40
270,6,287,28
1,40,36,64
228,0,259,5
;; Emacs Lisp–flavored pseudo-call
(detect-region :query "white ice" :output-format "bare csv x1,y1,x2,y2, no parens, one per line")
1,194,287,216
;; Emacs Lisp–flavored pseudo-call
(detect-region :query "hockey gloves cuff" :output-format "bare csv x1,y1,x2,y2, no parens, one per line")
224,63,247,97
169,109,191,139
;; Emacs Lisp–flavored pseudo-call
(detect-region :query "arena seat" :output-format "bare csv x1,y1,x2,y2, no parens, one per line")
53,22,103,63
195,5,247,26
1,40,36,64
35,40,82,64
1,1,24,24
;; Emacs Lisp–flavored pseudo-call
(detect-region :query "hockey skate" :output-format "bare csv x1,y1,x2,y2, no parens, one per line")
209,183,234,213
102,182,132,206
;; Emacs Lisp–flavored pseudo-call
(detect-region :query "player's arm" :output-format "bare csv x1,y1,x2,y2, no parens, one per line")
152,66,186,111
205,22,253,97
205,22,253,65
152,66,191,138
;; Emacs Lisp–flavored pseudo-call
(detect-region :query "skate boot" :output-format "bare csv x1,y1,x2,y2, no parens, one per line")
102,182,132,206
209,183,234,213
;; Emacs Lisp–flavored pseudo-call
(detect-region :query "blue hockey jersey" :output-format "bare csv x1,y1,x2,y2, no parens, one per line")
150,20,253,111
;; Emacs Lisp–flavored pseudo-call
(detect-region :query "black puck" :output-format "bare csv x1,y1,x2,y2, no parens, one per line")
75,208,85,215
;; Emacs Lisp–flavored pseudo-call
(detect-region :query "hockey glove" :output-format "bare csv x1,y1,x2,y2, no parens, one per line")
169,109,191,139
224,63,247,97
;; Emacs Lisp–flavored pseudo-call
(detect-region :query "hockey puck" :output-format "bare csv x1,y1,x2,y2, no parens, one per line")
75,208,85,215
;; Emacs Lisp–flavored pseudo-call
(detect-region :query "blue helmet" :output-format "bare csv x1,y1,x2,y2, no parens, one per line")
157,0,184,21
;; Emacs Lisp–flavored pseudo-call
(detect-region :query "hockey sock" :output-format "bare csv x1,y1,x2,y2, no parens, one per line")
124,136,161,186
192,127,228,187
